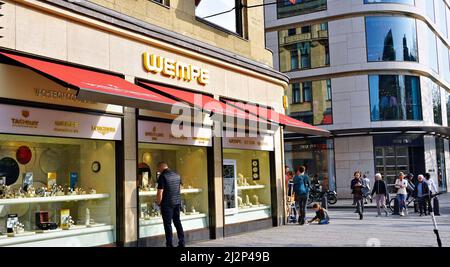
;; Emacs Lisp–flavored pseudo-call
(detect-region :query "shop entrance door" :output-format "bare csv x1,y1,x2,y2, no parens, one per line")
375,146,409,192
223,159,237,215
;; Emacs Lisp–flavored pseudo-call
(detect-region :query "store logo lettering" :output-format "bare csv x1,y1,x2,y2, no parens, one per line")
92,126,116,136
11,110,39,128
142,52,210,85
145,126,164,141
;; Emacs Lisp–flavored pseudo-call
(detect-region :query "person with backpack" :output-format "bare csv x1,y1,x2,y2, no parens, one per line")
293,166,311,225
351,171,365,220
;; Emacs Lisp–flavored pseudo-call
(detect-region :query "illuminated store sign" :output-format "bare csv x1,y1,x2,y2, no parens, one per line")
0,104,122,140
142,52,210,85
223,135,274,151
138,120,212,147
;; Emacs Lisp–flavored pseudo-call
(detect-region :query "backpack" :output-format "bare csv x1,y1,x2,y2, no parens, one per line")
295,175,309,196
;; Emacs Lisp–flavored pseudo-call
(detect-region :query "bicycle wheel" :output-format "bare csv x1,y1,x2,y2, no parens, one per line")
389,197,396,212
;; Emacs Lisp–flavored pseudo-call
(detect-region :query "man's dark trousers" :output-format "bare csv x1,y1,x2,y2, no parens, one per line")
295,195,308,224
161,204,185,247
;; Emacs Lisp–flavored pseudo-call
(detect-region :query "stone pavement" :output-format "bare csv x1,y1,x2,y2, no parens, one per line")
193,194,450,247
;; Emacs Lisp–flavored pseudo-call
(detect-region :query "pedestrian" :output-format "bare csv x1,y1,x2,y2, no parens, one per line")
395,172,409,216
285,165,291,189
371,173,389,217
362,174,372,204
424,173,439,215
351,171,364,220
414,174,430,216
406,173,416,201
293,166,311,225
307,203,330,225
156,161,185,247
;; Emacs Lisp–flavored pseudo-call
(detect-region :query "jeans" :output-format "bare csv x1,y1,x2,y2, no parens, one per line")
397,194,407,212
354,196,364,215
295,194,308,223
161,204,185,247
374,194,388,215
319,218,329,225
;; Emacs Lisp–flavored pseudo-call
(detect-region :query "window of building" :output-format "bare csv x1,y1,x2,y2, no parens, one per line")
151,0,170,6
432,82,442,125
287,79,333,125
436,0,448,37
364,0,414,4
447,92,450,126
365,16,418,62
427,28,439,73
279,23,329,72
285,139,336,192
435,137,447,192
195,0,242,35
369,75,422,121
426,0,436,22
292,83,301,103
277,0,327,19
438,39,450,82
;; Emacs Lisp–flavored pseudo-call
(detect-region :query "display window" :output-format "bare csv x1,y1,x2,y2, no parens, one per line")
137,120,211,239
0,134,117,247
222,136,274,225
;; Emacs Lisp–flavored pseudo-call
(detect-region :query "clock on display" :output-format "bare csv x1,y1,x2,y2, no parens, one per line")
91,161,101,173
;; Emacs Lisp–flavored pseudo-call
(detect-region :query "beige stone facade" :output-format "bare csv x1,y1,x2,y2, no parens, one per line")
0,0,289,246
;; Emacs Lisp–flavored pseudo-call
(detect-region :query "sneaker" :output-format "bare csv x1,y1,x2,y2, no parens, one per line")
400,212,405,216
359,213,363,220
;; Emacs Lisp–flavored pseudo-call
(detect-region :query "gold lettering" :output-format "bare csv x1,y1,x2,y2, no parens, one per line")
162,58,176,77
176,62,191,81
143,52,163,73
199,69,210,85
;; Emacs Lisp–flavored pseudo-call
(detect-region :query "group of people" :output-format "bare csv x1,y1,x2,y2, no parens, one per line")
285,166,330,225
351,171,439,220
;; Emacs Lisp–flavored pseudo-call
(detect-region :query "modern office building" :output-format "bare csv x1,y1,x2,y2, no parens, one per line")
265,0,450,197
0,0,329,246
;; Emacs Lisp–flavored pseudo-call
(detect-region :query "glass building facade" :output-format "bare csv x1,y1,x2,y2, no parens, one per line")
365,16,418,62
369,75,422,121
279,23,329,72
277,0,327,19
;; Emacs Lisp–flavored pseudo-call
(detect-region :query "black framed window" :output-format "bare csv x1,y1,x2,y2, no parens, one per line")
292,83,301,103
195,0,243,35
151,0,169,6
432,82,442,125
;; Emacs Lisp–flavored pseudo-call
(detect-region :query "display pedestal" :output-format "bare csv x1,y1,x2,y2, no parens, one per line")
225,205,271,225
139,213,208,238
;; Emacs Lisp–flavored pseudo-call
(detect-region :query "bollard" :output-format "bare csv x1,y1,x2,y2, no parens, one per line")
392,197,400,215
433,197,440,216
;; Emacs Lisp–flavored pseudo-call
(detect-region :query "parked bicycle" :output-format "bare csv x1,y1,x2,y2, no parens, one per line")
388,194,417,212
307,186,338,205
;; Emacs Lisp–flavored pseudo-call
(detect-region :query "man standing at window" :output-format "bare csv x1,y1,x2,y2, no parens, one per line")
156,162,185,247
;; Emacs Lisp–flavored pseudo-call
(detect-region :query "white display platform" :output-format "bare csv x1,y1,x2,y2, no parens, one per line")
225,205,271,225
0,194,110,205
139,188,202,197
139,213,208,238
237,185,265,190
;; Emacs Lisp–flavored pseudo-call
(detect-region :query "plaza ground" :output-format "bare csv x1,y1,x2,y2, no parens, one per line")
193,194,450,247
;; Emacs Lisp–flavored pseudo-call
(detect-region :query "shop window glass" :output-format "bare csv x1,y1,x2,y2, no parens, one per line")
365,16,418,62
195,0,242,35
436,0,448,37
287,79,333,126
364,0,414,4
427,28,439,73
279,23,329,72
435,138,447,192
137,143,209,238
223,149,272,224
369,75,422,121
284,139,336,192
277,0,327,19
0,134,116,246
432,82,442,125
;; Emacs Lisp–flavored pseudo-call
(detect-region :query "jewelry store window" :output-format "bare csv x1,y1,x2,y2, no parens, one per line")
222,136,274,225
137,121,211,240
0,134,117,247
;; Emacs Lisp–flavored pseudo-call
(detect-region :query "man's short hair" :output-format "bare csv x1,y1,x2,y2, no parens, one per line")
425,173,431,179
297,166,306,173
157,161,168,168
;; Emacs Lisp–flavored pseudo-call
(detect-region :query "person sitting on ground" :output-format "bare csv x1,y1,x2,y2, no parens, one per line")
307,203,330,225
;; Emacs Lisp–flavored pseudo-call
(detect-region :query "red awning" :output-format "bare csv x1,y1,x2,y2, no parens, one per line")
223,100,330,136
0,52,177,111
139,82,273,127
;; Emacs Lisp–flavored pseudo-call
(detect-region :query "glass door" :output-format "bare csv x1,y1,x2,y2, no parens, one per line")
435,138,447,192
375,146,410,193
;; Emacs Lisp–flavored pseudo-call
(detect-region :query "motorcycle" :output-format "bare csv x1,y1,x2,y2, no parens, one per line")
307,186,338,205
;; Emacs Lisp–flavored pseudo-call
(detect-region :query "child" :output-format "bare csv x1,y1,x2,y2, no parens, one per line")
307,203,330,225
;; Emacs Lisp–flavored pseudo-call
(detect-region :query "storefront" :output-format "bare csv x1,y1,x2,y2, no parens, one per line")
136,119,213,246
222,135,275,234
0,60,123,247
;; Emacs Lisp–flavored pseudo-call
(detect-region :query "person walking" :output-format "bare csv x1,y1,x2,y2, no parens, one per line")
351,171,364,220
395,172,409,216
424,173,439,215
156,161,185,247
362,174,372,204
293,166,311,225
414,175,430,216
371,173,389,217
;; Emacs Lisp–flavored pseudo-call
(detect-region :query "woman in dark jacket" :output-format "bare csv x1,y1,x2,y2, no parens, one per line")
371,173,389,217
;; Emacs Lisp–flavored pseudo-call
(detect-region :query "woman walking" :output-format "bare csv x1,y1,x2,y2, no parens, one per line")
395,172,409,216
371,173,389,217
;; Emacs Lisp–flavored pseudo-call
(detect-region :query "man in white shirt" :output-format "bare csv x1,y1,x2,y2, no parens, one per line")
395,172,409,216
424,173,438,194
425,173,440,215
